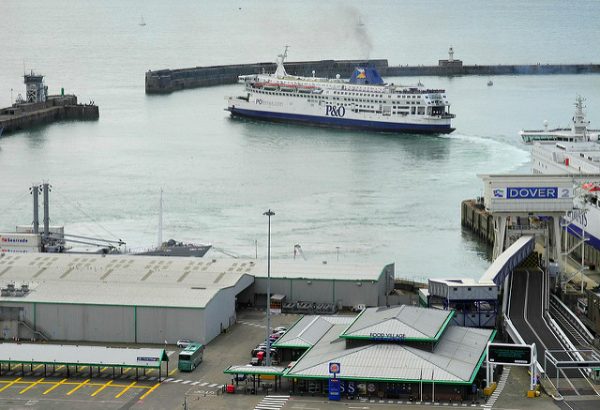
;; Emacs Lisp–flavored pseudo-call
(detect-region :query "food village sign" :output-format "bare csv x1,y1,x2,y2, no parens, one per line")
369,332,405,342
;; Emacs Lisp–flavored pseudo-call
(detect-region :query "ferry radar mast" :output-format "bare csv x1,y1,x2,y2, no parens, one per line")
572,96,590,139
274,45,289,78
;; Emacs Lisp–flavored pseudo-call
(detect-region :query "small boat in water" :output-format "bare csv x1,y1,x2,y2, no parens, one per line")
138,239,212,257
487,80,493,86
135,190,211,257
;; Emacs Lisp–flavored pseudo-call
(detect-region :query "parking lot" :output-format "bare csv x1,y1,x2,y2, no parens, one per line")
0,309,301,409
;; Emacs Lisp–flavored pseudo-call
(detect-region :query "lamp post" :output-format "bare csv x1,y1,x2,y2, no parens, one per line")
263,209,275,366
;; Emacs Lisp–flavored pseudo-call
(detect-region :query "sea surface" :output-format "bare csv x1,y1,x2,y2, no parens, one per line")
1,0,599,280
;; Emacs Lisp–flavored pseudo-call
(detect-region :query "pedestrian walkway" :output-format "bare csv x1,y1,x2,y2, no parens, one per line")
482,367,511,408
162,377,223,389
254,395,289,410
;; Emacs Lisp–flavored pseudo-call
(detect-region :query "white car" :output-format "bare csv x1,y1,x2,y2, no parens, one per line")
272,326,287,333
177,339,192,348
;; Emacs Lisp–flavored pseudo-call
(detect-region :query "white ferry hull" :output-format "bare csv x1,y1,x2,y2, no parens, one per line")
226,51,455,135
227,100,454,134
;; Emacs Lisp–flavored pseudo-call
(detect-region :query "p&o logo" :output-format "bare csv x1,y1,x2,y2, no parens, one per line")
325,105,346,117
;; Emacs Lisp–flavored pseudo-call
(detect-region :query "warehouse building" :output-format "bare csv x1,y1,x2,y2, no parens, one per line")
0,253,391,345
239,261,395,309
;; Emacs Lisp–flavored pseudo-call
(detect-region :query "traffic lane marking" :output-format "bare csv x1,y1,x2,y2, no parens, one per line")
42,378,68,395
19,378,45,394
139,382,161,400
66,378,90,395
91,379,113,397
115,381,137,398
168,368,177,376
0,377,22,392
0,376,154,396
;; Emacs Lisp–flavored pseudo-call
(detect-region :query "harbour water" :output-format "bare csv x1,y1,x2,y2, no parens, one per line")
1,0,599,279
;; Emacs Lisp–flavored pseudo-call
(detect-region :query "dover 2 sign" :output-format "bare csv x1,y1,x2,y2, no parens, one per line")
493,187,572,199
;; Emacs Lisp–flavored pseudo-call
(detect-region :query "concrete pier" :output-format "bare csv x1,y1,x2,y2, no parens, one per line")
0,95,99,135
461,198,494,245
145,59,600,94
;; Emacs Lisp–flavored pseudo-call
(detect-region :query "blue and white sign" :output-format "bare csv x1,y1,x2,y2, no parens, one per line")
494,187,572,199
329,362,341,375
328,378,341,401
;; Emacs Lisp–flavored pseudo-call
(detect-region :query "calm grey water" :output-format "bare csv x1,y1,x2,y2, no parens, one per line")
1,0,600,280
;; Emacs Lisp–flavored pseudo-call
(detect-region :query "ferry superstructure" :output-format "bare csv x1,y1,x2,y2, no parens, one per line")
521,96,600,144
526,97,600,250
226,51,455,134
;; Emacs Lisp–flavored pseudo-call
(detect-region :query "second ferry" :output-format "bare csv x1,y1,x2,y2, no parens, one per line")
226,49,455,134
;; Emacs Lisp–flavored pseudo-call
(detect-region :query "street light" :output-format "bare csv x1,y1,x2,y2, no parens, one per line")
263,209,275,367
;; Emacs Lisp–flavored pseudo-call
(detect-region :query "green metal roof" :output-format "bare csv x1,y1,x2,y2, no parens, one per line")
224,365,286,376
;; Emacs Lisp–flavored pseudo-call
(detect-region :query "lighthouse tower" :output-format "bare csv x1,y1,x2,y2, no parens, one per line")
24,71,48,103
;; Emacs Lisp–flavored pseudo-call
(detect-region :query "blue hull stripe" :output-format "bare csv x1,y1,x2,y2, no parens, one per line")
566,223,600,250
229,107,454,134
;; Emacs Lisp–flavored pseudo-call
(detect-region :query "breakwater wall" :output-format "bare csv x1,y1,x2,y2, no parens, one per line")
145,59,388,94
386,63,600,76
0,95,99,135
145,59,600,94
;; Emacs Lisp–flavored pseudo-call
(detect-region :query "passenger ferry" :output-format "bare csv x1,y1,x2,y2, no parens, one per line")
526,97,600,252
521,96,600,144
226,50,455,134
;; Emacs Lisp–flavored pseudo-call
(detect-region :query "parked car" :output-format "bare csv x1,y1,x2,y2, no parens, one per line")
251,347,278,358
177,339,193,348
272,326,287,333
250,357,261,366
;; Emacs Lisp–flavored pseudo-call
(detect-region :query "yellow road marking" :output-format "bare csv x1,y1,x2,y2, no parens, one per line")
43,378,68,395
66,378,90,396
0,377,22,392
123,367,132,374
101,367,108,372
33,364,44,371
55,365,64,371
90,380,112,397
168,368,177,376
19,378,45,394
139,382,161,400
115,381,136,398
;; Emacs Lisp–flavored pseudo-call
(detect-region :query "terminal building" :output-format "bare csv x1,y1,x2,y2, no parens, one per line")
226,306,495,402
0,252,392,345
